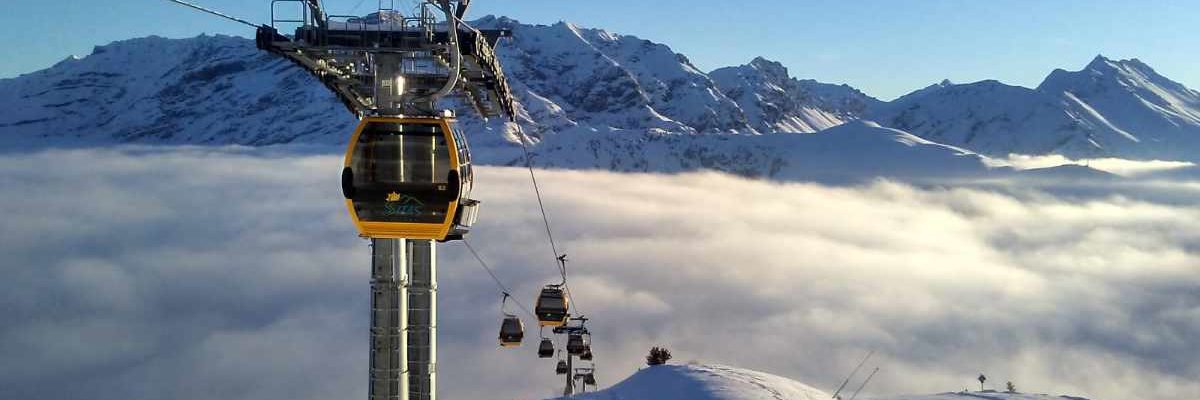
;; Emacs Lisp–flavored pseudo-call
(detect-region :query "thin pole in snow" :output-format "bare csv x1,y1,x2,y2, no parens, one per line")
848,367,880,400
833,350,874,399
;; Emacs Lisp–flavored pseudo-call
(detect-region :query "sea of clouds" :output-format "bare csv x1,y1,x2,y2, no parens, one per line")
0,147,1197,400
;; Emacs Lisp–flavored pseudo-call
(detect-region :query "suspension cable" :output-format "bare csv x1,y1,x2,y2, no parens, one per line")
514,124,563,263
513,124,584,317
463,239,536,320
162,0,260,28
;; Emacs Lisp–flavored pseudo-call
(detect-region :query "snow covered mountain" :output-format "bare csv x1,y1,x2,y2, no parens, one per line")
479,16,751,134
871,56,1200,160
559,364,1088,400
0,17,871,146
3,15,1198,170
871,79,1116,158
522,120,990,182
711,57,882,133
0,35,354,146
0,17,990,179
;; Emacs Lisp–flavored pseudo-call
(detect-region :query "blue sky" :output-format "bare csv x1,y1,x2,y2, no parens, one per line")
3,0,1197,100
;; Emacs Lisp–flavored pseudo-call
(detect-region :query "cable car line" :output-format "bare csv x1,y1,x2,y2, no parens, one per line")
165,0,599,392
161,0,261,28
347,0,369,14
832,350,874,400
498,293,525,347
463,239,536,320
515,124,565,266
514,124,585,317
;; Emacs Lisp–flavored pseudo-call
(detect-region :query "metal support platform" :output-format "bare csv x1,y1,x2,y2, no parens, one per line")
553,316,589,396
262,3,494,400
164,2,511,400
257,1,516,120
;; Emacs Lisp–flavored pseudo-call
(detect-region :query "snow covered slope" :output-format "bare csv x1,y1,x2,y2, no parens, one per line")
871,56,1200,160
564,364,830,400
510,121,991,182
879,393,1092,400
711,57,881,133
871,80,1120,158
1037,56,1200,159
560,364,1087,400
0,35,354,146
480,16,751,134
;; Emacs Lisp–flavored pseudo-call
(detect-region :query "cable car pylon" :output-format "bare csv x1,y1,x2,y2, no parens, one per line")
162,1,517,399
162,0,604,397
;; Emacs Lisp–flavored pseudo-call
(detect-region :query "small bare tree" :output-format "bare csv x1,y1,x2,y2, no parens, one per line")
1006,381,1016,393
646,346,672,366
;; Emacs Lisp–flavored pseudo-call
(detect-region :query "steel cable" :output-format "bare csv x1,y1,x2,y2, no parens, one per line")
513,124,584,317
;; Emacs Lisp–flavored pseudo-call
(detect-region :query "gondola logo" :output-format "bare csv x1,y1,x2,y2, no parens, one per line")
384,191,425,216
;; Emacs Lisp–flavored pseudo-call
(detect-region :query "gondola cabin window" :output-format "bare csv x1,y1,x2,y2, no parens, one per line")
346,119,460,232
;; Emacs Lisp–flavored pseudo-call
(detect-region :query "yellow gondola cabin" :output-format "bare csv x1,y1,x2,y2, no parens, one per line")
341,116,478,240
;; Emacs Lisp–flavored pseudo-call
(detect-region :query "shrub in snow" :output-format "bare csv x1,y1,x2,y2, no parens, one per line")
646,346,673,366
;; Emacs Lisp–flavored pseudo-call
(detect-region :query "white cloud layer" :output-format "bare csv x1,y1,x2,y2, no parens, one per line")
0,147,1198,400
985,154,1195,177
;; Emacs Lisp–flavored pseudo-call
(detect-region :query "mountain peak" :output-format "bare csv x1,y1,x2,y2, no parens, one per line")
748,57,790,81
710,56,881,133
468,15,521,29
1082,55,1160,78
1087,54,1114,68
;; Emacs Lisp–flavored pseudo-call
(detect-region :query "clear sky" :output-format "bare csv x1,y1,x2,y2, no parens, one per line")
2,0,1197,100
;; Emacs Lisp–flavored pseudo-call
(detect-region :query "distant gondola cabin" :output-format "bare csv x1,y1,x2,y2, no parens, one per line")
538,338,555,358
342,116,477,240
499,315,524,347
535,286,570,327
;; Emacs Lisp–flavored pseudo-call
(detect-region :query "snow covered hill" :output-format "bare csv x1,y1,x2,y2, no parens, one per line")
880,393,1092,400
559,364,1087,400
564,364,830,400
871,56,1200,160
